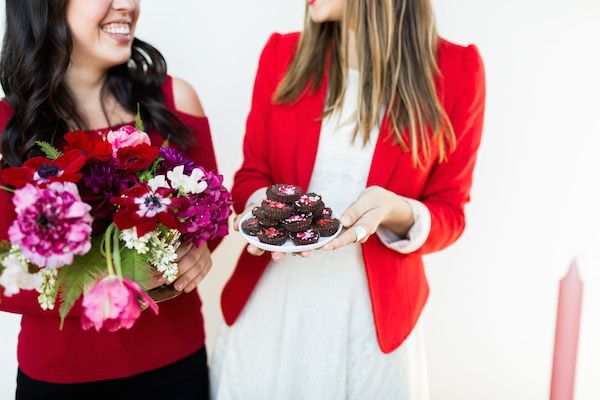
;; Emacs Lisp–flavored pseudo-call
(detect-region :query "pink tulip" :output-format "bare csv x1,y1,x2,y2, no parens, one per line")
81,276,158,332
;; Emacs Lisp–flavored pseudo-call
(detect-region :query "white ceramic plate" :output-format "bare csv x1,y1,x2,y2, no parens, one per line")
238,211,343,253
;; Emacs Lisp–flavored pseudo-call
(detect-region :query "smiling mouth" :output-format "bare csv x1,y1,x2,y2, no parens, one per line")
101,22,131,36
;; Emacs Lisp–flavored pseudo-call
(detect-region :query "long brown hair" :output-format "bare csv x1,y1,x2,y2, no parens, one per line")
0,0,193,167
274,0,455,166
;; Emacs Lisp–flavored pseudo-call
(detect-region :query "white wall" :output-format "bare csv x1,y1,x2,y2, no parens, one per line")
0,1,599,399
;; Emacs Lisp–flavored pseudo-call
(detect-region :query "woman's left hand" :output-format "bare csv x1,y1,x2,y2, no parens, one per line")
323,186,414,251
169,242,213,293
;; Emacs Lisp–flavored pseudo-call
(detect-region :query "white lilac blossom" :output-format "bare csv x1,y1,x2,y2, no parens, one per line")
38,268,58,310
0,246,42,297
147,230,181,284
120,227,152,254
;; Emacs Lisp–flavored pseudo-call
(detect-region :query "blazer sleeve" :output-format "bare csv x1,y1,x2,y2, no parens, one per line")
420,44,486,254
231,34,282,214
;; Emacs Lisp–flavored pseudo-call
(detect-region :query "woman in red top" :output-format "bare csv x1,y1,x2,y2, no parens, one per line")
211,0,485,398
0,0,218,398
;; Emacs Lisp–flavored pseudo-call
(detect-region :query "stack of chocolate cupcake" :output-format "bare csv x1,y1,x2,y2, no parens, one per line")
241,184,340,247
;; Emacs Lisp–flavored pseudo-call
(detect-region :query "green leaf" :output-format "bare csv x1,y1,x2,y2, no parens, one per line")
135,103,145,131
137,157,164,182
56,236,106,328
35,141,63,160
120,247,152,290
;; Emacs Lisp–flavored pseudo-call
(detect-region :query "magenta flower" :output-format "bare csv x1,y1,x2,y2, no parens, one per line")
178,171,232,246
8,182,93,268
81,276,158,332
106,125,151,158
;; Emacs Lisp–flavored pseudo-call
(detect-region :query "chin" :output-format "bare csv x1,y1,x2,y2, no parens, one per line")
102,50,133,68
308,8,341,23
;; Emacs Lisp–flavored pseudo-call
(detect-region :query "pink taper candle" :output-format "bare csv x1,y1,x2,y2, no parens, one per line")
550,259,584,400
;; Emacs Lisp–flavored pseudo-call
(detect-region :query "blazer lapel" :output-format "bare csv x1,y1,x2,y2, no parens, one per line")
367,115,409,187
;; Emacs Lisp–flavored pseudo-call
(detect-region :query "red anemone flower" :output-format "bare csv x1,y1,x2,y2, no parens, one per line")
63,131,113,162
117,144,160,172
1,150,87,188
112,185,182,237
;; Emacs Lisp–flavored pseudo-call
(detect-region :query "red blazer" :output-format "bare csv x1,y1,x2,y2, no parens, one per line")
222,32,485,353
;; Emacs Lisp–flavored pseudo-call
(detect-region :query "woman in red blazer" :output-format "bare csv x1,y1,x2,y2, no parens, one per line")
0,0,218,398
211,0,485,398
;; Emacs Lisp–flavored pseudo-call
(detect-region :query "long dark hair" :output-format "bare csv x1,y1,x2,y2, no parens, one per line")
0,0,193,166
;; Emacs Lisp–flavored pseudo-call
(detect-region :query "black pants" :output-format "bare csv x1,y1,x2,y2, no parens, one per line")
15,347,209,400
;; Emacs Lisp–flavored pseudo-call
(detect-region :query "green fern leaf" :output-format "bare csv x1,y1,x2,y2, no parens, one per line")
56,236,105,327
120,247,152,290
35,141,63,160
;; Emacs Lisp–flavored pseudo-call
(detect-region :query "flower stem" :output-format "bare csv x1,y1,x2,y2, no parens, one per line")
0,185,15,193
104,224,115,276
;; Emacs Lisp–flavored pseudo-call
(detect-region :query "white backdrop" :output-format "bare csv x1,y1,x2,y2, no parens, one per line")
0,1,599,399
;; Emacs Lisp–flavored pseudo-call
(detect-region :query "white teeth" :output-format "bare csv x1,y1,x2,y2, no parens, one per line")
102,24,131,36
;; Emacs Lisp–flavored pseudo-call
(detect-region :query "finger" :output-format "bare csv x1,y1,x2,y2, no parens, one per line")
183,260,212,293
323,228,359,251
340,195,377,228
174,258,207,291
177,249,204,277
175,242,194,262
235,204,258,232
247,244,265,256
299,251,312,257
272,252,286,262
233,214,243,232
323,212,377,251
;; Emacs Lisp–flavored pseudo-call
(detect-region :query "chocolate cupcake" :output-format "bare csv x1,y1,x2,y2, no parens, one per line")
320,207,333,219
266,184,303,204
294,193,324,215
257,227,288,246
262,199,294,220
281,212,313,233
241,217,262,236
314,217,340,237
290,229,320,246
252,207,279,227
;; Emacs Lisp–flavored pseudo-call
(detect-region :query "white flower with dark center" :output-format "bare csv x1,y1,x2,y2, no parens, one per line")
166,166,208,195
134,192,171,218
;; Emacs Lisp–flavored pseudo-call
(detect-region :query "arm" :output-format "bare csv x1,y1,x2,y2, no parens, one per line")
169,77,218,292
325,45,485,254
419,44,486,254
231,34,282,214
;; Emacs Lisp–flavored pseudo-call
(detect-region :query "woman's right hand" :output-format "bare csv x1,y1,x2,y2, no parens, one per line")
234,204,313,260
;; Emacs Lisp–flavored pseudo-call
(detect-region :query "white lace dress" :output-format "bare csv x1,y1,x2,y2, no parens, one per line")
211,70,430,400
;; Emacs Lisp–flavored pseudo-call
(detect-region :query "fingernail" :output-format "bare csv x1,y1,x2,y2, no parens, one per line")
175,283,183,291
341,215,351,226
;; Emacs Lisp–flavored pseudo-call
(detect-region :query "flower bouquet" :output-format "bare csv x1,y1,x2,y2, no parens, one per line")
0,117,231,331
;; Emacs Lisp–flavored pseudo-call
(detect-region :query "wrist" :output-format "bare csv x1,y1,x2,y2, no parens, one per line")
380,193,413,232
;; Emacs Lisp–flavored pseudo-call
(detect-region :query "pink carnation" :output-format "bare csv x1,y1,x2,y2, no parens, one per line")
8,182,93,268
106,125,151,158
81,276,158,332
